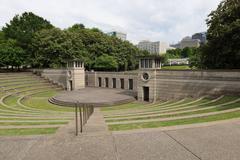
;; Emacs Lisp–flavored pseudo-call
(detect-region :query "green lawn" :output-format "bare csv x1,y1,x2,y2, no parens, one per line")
104,96,240,131
0,121,68,126
22,96,73,112
108,110,240,131
0,128,58,136
106,101,240,122
101,103,143,111
31,90,59,97
103,98,214,119
0,74,73,136
161,65,191,70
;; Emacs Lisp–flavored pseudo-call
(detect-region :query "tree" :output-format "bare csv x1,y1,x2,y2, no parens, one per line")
200,0,240,69
0,39,25,69
166,47,196,59
94,54,118,71
0,31,4,42
30,28,87,68
68,24,148,71
2,12,53,48
2,12,53,65
181,47,193,58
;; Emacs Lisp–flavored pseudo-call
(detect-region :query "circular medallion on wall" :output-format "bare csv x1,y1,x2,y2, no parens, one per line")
142,72,150,81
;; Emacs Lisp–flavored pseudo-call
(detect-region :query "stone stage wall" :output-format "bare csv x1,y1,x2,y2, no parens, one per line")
32,69,67,89
86,71,138,97
151,70,240,101
32,69,240,102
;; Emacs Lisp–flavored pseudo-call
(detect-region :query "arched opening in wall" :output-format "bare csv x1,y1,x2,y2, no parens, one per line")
120,78,124,89
69,80,73,91
143,86,149,102
98,77,102,87
129,79,133,90
112,78,116,88
105,78,109,88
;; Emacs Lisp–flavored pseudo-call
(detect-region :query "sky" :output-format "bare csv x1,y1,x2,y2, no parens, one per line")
0,0,222,44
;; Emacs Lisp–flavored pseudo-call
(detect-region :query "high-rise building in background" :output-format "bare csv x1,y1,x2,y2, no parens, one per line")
179,36,201,49
137,41,170,55
107,31,127,41
170,32,207,49
192,32,207,44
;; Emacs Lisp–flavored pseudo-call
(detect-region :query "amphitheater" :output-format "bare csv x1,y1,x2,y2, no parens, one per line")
1,58,240,160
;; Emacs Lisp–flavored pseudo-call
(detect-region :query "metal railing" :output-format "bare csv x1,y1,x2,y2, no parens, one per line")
75,101,94,135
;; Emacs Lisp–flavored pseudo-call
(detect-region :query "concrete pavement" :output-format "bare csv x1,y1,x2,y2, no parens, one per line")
1,108,240,160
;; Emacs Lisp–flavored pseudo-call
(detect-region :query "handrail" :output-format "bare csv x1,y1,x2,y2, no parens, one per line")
75,102,94,135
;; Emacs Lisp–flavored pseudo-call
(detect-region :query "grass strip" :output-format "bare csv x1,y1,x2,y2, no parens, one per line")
0,128,58,136
22,97,73,112
106,102,240,122
161,65,191,70
108,110,240,131
104,97,236,119
0,121,68,126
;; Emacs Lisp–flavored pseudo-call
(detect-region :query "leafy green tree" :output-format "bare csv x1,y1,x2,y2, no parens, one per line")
68,24,147,71
0,31,4,42
2,12,53,66
30,28,87,68
166,47,196,59
0,39,25,69
181,47,193,58
2,12,53,48
94,54,118,71
200,0,240,69
1,12,148,70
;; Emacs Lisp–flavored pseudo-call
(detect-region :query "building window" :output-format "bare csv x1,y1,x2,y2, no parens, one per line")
149,59,153,68
105,78,109,88
141,59,144,68
145,59,149,68
120,78,124,89
112,78,116,88
155,59,161,68
129,79,133,90
98,77,102,87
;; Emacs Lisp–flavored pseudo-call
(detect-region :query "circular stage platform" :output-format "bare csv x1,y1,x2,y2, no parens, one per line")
49,87,136,107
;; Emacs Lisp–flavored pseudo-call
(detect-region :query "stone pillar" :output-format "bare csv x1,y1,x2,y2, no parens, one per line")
67,60,85,91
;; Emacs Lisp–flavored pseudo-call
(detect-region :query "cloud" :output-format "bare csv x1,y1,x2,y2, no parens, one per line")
0,0,221,44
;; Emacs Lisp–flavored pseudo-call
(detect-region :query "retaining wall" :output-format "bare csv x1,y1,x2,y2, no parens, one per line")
32,69,67,89
153,70,240,100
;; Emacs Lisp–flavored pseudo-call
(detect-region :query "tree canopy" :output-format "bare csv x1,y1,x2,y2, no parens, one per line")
2,12,53,49
165,47,197,59
199,0,240,69
94,54,118,71
1,12,53,67
0,39,25,68
0,13,147,71
30,28,88,68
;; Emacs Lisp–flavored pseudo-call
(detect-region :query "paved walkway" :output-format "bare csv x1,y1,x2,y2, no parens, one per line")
1,109,240,160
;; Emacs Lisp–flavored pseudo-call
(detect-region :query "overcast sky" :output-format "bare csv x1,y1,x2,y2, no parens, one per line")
0,0,221,44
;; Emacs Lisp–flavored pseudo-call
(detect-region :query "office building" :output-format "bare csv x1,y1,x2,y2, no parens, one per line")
137,40,169,55
179,36,201,49
192,32,207,44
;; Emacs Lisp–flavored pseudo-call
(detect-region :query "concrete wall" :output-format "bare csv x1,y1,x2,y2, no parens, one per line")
33,69,240,102
86,71,138,97
32,69,67,89
138,69,240,102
